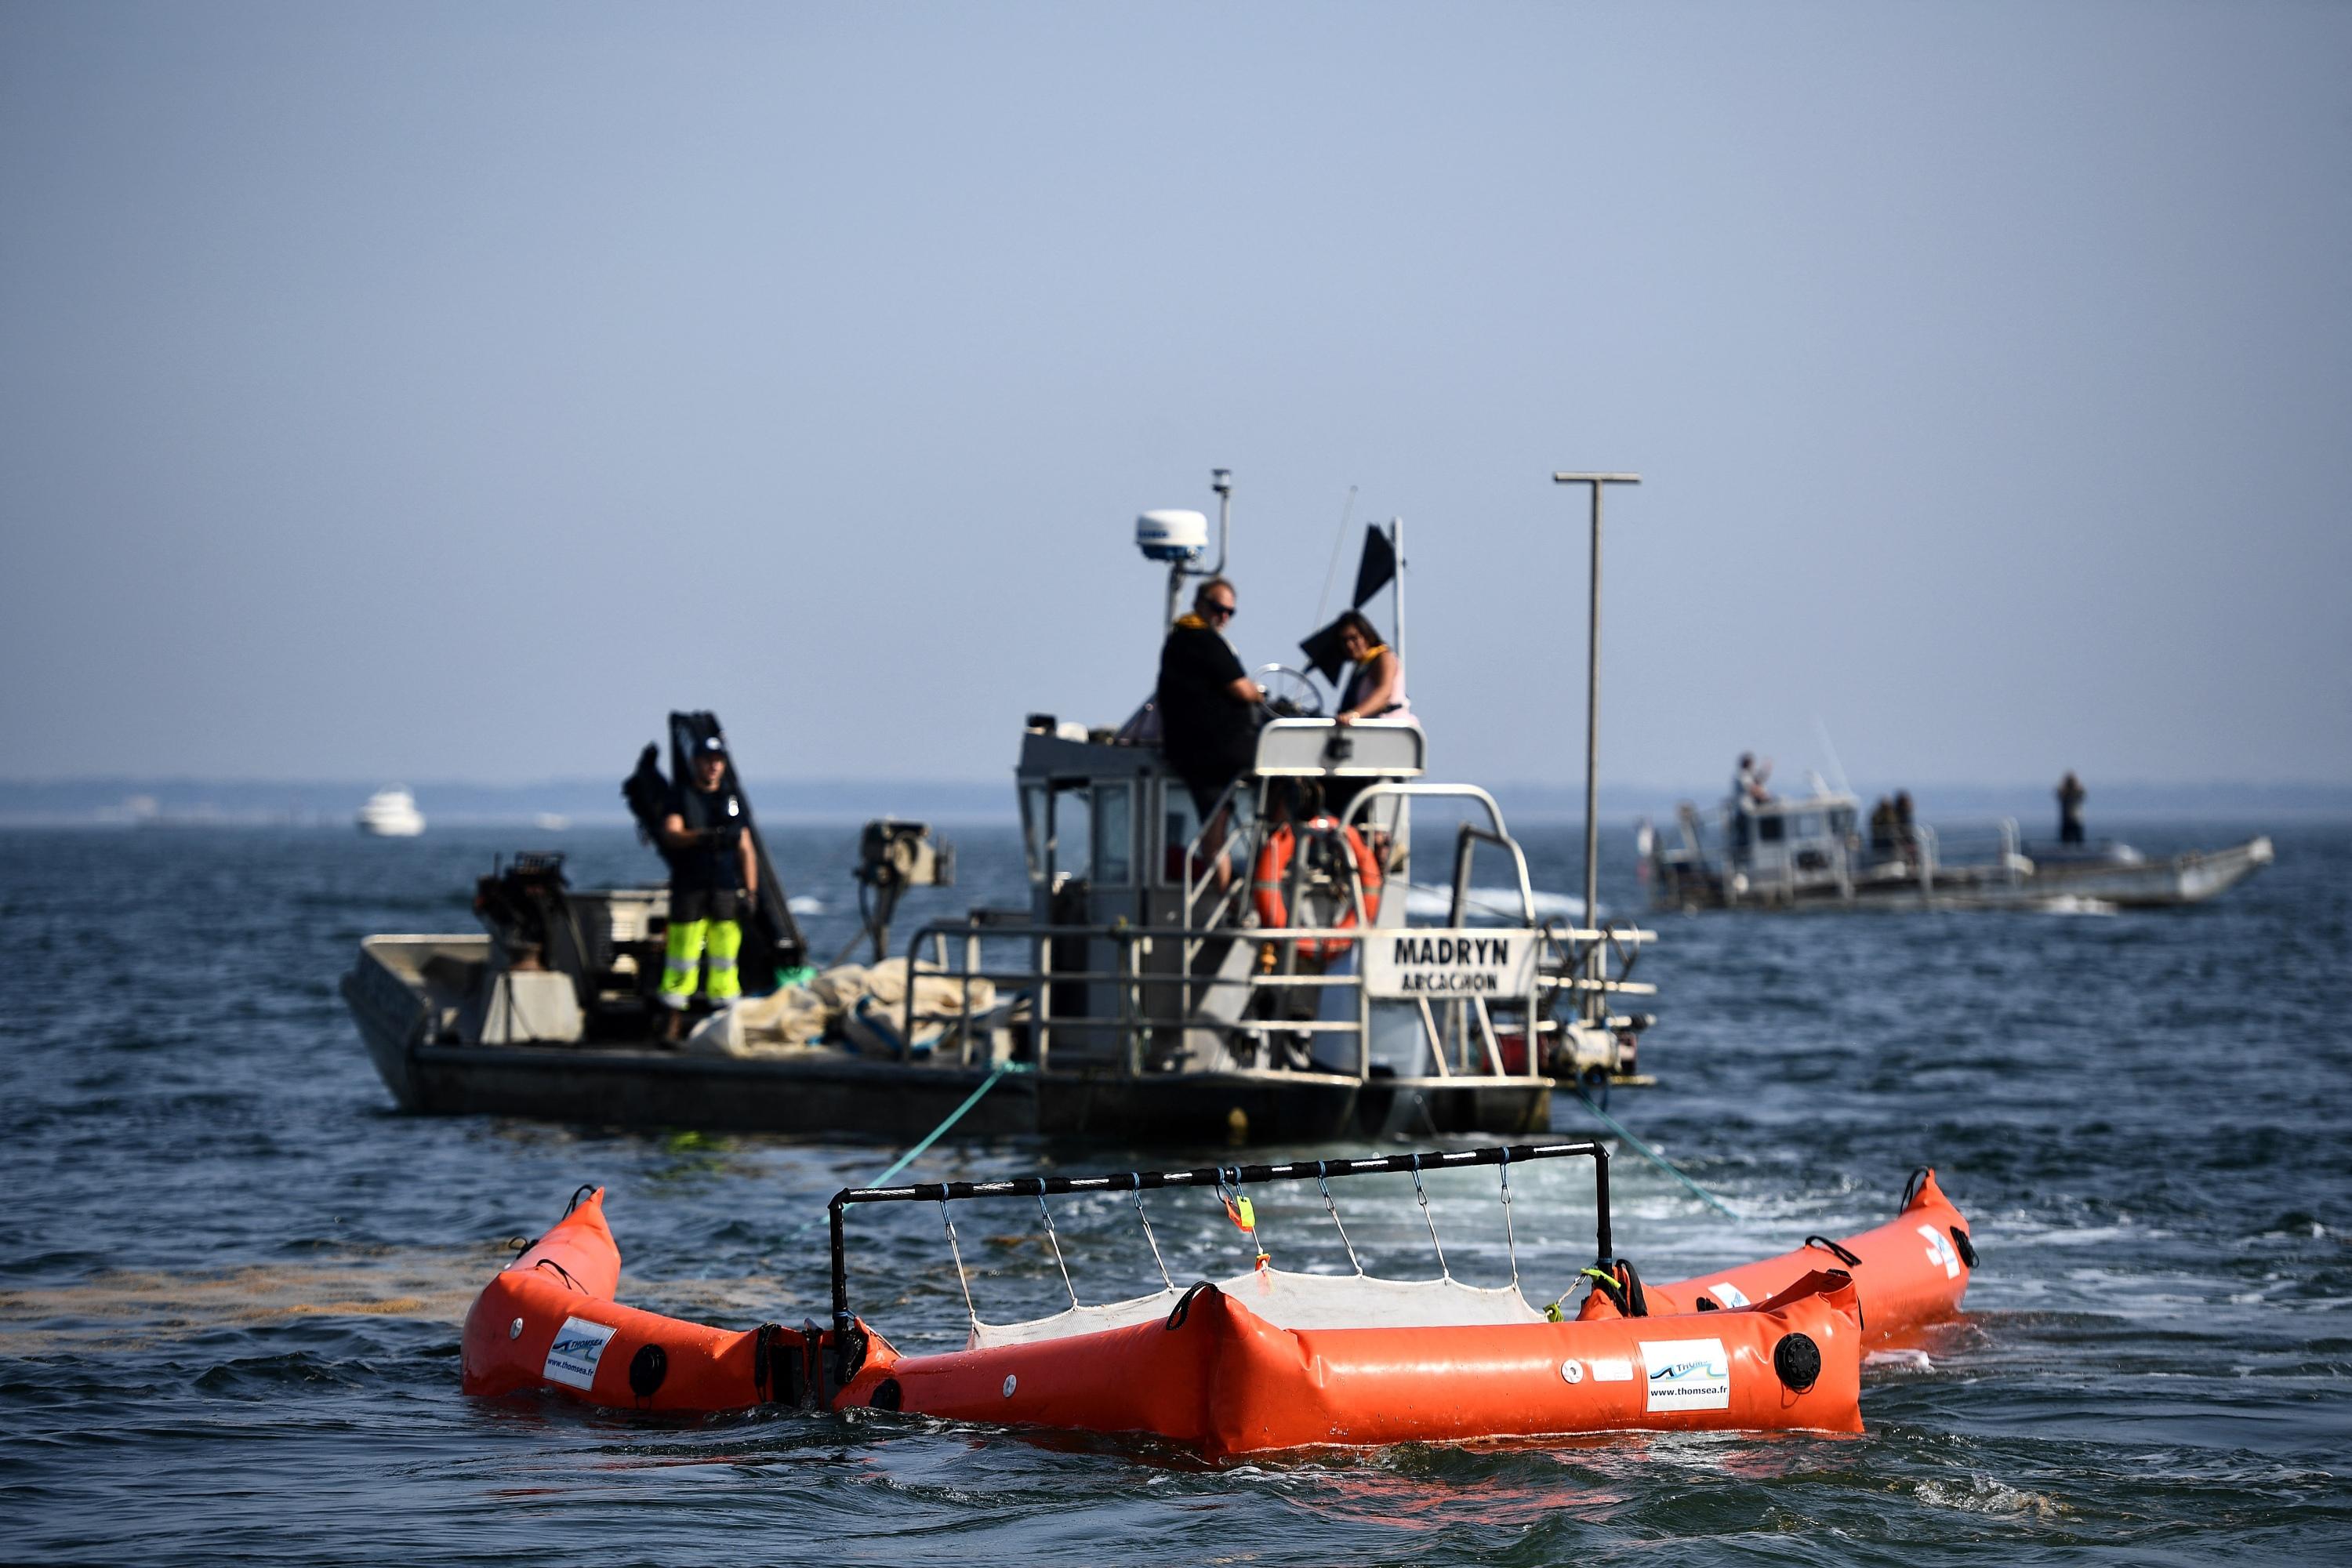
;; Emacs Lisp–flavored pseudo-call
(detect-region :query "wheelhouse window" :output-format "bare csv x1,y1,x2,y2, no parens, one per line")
1019,783,1049,885
1093,782,1133,886
1048,783,1091,889
1161,783,1200,885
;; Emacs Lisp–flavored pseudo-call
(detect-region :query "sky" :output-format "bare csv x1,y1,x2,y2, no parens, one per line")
2,2,2347,795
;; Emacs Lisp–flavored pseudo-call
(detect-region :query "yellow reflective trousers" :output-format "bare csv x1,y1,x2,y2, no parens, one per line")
659,916,742,1009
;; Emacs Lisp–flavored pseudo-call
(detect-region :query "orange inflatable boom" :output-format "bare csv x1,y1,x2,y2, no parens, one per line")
463,1146,1976,1460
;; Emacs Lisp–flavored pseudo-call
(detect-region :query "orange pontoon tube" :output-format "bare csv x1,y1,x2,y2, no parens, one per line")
461,1185,813,1413
1637,1166,1975,1346
463,1144,1976,1457
836,1267,1866,1457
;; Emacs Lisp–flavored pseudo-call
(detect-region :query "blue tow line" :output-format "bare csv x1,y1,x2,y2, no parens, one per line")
789,1060,1030,1236
1569,1087,1744,1221
859,1059,1031,1191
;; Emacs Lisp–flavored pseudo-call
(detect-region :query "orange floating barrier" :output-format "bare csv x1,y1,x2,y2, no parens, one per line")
1638,1167,1976,1346
838,1267,1864,1457
460,1145,1976,1458
461,1185,812,1412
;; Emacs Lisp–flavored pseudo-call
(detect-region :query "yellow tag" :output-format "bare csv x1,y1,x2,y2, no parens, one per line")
1236,1196,1256,1231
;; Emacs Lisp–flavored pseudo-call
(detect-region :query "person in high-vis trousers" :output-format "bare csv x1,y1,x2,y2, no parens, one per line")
656,735,758,1042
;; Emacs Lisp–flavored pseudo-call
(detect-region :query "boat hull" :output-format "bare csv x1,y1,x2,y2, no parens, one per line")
387,1044,1544,1144
1657,836,2272,913
345,946,1549,1145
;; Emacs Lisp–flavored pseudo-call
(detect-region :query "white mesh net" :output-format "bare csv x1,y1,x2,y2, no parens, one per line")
967,1267,1542,1350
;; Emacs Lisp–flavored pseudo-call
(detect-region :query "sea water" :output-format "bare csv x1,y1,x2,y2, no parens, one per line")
1,819,2346,1564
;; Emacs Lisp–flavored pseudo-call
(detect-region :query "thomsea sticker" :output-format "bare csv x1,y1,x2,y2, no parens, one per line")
1709,1281,1750,1308
543,1316,619,1392
1640,1338,1731,1412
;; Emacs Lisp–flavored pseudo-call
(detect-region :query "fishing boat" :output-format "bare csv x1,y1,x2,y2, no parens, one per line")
355,786,425,837
343,472,1658,1144
1646,782,2271,912
459,1142,1976,1457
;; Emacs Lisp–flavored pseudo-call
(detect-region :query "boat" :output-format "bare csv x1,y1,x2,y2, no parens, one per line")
344,473,1660,1144
459,1142,1976,1457
1646,781,2271,912
355,786,425,837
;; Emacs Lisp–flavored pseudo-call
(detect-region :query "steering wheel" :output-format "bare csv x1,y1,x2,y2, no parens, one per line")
1254,664,1326,720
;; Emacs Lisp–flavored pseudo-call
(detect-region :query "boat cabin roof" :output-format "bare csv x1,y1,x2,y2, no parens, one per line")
1018,717,1425,786
1735,789,1860,818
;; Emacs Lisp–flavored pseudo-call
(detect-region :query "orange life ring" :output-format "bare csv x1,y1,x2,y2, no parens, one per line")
1251,816,1383,960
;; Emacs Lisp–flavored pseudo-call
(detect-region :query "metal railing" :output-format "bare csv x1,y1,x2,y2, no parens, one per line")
825,1138,1616,1387
894,914,1654,1079
931,776,1653,1079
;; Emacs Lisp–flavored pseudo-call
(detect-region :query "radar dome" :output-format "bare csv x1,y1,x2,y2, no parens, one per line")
1136,509,1209,563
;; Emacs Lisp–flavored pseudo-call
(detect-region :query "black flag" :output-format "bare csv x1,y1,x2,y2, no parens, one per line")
1350,523,1396,608
1298,617,1352,684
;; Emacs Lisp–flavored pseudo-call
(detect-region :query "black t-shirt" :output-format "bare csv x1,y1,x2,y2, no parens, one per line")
1157,621,1255,784
665,780,745,890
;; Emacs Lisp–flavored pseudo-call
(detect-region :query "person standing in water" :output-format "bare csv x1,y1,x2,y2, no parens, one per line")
2057,771,2087,846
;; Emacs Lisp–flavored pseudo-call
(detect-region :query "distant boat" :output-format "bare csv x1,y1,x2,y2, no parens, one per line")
357,787,426,837
533,813,572,832
1648,782,2270,911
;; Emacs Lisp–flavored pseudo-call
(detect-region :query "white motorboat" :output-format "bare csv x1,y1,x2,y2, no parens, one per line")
356,787,426,837
1648,781,2272,912
340,471,1661,1143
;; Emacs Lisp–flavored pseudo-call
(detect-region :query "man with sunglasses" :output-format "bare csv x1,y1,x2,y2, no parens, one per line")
1157,577,1264,888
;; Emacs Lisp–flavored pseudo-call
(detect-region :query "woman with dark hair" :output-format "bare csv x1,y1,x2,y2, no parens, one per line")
1334,611,1410,726
1327,612,1414,851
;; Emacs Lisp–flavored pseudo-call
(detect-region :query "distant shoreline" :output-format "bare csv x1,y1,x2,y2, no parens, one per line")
2,775,2344,829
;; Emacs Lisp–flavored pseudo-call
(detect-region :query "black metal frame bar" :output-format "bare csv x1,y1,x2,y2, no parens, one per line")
825,1140,1613,1382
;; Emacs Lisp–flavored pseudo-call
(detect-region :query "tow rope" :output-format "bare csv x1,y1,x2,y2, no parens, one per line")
858,1059,1031,1192
791,1060,1031,1236
1568,1083,1743,1221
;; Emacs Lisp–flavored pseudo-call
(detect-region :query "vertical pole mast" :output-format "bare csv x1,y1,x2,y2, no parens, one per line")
1552,472,1640,1023
1389,517,1405,673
